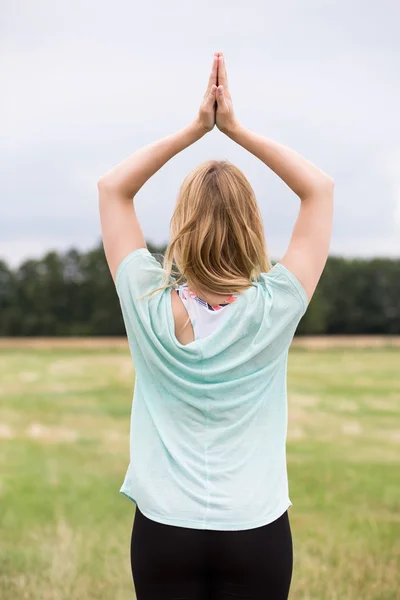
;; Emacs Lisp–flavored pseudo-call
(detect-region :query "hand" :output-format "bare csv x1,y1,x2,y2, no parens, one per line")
196,53,218,133
215,52,238,135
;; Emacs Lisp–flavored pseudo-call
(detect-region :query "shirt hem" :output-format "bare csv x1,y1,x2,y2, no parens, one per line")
120,488,292,530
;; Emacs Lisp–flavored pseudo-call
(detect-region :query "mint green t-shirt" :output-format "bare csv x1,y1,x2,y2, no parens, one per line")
116,247,308,531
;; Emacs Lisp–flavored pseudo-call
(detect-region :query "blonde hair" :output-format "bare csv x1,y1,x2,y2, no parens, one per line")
140,159,272,307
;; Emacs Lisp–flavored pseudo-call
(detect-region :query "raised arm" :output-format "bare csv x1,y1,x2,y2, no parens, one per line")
97,53,220,282
215,53,334,303
226,126,334,303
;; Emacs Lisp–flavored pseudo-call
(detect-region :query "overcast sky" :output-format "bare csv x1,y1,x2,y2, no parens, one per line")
2,0,399,267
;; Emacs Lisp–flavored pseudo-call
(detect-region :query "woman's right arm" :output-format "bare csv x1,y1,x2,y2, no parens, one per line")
226,123,334,304
215,52,334,304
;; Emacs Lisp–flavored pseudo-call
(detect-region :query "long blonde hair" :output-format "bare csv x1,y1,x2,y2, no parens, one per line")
140,159,271,302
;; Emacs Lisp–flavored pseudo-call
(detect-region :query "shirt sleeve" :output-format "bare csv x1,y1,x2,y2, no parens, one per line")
114,247,179,368
115,247,168,302
115,248,174,348
259,262,308,355
265,263,308,314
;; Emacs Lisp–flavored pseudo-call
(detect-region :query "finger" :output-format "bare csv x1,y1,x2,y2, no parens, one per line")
218,54,228,89
216,85,228,109
215,51,221,87
206,53,218,96
205,85,217,106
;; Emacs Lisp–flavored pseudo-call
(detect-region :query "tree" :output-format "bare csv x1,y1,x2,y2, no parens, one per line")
0,242,399,336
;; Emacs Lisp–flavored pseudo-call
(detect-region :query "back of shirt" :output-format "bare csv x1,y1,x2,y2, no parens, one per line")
116,247,308,530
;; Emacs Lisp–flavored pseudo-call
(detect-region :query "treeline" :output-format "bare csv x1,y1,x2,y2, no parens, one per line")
0,242,399,336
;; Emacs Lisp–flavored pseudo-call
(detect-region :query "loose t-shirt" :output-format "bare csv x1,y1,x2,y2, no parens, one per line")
116,247,308,531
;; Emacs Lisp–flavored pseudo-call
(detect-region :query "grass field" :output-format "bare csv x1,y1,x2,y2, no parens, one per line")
0,341,399,599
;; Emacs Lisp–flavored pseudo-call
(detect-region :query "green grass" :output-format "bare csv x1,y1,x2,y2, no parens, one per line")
0,346,399,599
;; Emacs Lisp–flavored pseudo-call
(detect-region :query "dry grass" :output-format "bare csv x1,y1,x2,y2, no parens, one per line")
0,344,399,599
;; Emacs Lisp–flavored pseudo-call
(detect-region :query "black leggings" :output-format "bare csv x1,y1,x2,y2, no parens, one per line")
130,506,293,599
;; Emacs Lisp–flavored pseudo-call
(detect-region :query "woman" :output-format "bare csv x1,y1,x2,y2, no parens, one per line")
98,52,334,600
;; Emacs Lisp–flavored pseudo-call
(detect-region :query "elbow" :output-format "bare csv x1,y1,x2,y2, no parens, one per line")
300,174,334,203
97,175,114,192
97,176,120,208
324,175,335,193
319,171,335,192
97,175,124,199
97,175,133,203
313,174,335,197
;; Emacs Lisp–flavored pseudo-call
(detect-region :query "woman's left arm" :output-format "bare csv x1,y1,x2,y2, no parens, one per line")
98,54,219,282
